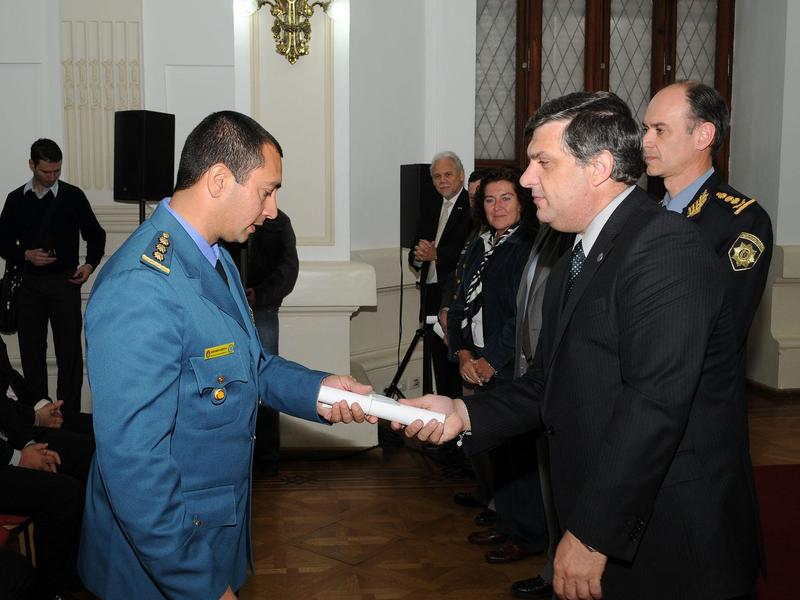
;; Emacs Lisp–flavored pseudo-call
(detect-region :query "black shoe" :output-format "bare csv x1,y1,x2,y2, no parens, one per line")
467,528,507,545
453,491,486,508
485,540,531,563
474,509,496,526
511,575,554,599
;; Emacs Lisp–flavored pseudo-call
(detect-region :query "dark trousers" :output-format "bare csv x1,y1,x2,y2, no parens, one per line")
254,307,280,466
493,432,548,553
419,281,462,398
0,547,36,599
427,327,462,397
17,271,84,413
0,466,84,594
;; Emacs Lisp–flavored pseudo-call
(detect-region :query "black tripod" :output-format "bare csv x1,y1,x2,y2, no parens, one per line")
384,272,434,400
378,270,437,447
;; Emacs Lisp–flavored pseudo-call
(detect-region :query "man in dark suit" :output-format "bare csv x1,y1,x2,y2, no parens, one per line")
409,151,472,398
400,92,761,600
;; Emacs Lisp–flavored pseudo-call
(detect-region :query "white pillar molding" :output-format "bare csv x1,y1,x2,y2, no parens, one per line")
748,245,800,390
278,261,378,447
59,1,144,199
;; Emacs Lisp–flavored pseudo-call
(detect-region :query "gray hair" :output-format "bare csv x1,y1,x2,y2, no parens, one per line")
430,151,464,176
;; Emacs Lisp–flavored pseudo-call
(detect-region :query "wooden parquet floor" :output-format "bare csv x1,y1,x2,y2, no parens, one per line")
242,447,543,599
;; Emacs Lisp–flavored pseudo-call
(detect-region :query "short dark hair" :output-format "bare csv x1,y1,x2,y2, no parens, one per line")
30,139,62,165
681,80,730,158
524,91,644,184
472,167,535,231
174,111,283,192
468,169,486,184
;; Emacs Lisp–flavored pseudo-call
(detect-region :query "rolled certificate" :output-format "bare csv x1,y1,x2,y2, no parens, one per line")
318,386,446,426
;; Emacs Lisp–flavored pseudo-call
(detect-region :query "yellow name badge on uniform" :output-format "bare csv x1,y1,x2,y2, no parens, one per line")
204,342,235,360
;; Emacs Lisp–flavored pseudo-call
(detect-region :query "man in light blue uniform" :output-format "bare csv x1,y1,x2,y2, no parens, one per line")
78,111,373,599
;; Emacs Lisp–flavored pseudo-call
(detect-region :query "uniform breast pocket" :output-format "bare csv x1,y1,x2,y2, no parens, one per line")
189,353,249,429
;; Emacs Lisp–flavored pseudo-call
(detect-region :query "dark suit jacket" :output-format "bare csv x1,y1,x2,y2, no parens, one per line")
464,188,761,600
408,188,473,315
0,394,35,465
513,225,574,377
447,225,534,382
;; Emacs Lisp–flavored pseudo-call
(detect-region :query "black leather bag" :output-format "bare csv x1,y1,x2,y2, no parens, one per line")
0,261,22,334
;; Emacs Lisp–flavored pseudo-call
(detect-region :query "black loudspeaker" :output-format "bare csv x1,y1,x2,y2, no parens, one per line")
114,110,175,202
400,163,438,250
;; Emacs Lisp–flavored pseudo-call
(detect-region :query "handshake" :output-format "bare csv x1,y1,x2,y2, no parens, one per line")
318,385,470,445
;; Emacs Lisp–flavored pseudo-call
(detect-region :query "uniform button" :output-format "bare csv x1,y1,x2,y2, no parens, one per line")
545,426,555,436
193,517,202,527
217,375,225,384
213,388,226,402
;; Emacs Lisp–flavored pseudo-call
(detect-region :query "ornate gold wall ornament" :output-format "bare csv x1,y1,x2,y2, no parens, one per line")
259,0,331,64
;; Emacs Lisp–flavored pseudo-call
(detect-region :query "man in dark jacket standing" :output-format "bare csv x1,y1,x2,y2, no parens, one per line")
0,139,106,413
402,92,761,600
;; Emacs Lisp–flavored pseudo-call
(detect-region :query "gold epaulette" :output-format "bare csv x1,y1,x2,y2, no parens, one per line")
140,231,172,275
686,189,709,218
716,191,757,216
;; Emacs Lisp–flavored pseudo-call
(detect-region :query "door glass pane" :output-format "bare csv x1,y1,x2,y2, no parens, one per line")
609,0,652,125
541,0,585,104
676,0,717,85
476,0,517,161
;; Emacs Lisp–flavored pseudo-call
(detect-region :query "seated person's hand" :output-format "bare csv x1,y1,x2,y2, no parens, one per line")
246,287,256,308
36,399,64,429
317,375,378,424
19,443,61,472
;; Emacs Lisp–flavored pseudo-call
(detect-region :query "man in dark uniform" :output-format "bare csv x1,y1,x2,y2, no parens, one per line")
643,81,773,349
0,138,106,413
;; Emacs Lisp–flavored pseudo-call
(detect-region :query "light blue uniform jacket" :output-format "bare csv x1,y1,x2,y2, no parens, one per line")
78,203,328,599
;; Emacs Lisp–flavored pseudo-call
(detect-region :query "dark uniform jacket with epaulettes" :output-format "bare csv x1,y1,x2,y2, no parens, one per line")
683,171,773,350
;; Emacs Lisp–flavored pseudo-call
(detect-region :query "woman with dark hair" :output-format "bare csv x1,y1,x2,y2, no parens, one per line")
447,167,536,388
446,168,545,563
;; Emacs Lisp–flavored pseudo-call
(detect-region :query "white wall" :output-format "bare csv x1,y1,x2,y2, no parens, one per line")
142,0,236,175
729,0,785,238
776,0,800,245
731,0,800,389
0,0,63,191
349,0,476,252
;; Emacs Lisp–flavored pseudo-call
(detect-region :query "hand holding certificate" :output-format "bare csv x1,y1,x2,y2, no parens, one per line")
318,386,446,426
